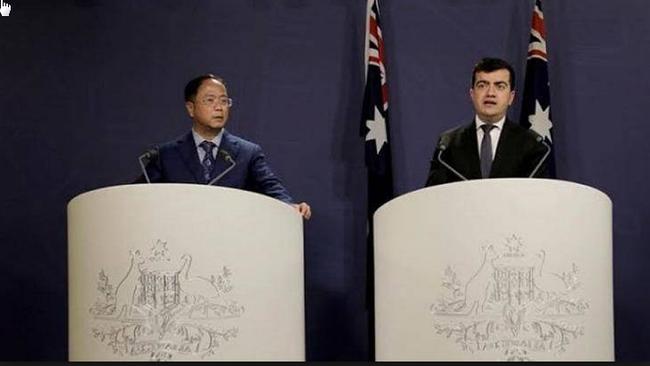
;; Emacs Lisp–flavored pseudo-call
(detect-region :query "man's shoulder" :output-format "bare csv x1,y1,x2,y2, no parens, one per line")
438,121,473,144
441,121,471,136
154,130,265,155
504,120,543,142
223,131,261,151
155,131,192,151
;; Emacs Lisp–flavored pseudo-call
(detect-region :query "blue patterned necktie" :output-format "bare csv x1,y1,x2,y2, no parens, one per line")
199,141,217,182
480,124,495,178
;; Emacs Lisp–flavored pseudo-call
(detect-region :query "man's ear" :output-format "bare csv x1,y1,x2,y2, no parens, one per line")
508,90,516,106
185,101,195,118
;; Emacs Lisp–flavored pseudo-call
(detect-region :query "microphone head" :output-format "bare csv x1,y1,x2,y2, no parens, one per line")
218,149,234,163
534,134,551,149
140,147,159,160
528,129,545,144
437,135,451,151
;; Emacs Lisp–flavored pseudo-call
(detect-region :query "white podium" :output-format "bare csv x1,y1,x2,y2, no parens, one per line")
68,184,305,361
374,179,614,361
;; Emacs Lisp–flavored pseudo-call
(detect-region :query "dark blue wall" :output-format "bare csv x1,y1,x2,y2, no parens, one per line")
1,0,649,361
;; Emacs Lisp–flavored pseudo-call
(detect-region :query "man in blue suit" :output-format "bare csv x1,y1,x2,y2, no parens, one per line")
140,74,311,219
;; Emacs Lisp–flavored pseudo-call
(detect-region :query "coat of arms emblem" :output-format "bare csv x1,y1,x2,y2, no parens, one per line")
430,234,589,361
88,240,245,361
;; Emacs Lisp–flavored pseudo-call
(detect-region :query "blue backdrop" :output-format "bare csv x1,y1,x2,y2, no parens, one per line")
1,0,649,361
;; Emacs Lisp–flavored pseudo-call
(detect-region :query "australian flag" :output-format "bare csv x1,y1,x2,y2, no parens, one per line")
519,0,556,177
360,0,393,358
361,0,393,215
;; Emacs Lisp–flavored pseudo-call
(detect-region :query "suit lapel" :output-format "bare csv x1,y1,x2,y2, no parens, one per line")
490,120,515,178
460,122,482,179
175,131,205,183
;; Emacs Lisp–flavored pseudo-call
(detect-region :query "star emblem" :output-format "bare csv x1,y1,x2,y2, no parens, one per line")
366,105,388,154
150,239,170,262
528,99,553,142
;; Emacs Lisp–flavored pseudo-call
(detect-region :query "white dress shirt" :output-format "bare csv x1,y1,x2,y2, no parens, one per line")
192,128,224,161
475,116,505,160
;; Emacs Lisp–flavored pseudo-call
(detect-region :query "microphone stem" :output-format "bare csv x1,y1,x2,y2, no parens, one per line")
437,149,468,181
529,140,551,178
138,154,152,184
208,161,237,186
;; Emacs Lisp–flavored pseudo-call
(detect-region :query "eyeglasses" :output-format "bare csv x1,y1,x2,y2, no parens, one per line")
197,96,233,107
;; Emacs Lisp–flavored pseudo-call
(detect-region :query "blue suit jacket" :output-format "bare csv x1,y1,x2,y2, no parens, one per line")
139,130,294,203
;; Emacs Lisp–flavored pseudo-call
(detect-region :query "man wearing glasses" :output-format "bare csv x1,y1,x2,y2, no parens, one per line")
140,74,311,219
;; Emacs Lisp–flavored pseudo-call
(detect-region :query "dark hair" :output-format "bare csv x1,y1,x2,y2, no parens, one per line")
471,58,515,90
184,74,226,102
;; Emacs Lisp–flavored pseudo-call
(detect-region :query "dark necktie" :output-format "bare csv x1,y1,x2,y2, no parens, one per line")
199,141,217,182
480,124,495,178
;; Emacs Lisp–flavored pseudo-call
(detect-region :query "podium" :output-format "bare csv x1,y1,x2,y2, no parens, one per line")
68,184,305,361
374,179,614,361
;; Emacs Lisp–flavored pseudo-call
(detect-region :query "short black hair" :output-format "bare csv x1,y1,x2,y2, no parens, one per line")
471,58,515,90
184,74,226,102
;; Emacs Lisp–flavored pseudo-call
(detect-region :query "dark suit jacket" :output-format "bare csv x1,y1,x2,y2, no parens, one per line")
137,130,294,203
425,119,550,187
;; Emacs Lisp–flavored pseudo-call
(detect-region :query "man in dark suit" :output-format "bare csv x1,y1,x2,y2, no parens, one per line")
140,74,311,219
425,58,549,187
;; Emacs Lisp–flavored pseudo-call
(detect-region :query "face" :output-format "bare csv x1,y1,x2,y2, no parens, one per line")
469,69,515,123
185,79,231,138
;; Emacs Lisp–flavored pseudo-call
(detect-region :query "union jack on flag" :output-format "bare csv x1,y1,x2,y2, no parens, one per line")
519,0,556,177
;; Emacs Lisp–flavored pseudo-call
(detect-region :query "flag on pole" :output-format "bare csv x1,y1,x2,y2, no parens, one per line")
362,0,394,214
360,0,393,359
519,0,556,177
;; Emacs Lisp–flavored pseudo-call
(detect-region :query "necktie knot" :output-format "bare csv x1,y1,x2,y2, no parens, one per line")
480,124,495,133
199,140,216,155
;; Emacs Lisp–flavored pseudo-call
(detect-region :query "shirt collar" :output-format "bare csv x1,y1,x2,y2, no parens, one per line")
475,116,506,131
192,128,224,149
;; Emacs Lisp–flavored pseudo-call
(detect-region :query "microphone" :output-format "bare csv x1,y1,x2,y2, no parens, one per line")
528,136,551,178
217,149,235,164
436,137,468,181
208,149,237,186
138,147,159,184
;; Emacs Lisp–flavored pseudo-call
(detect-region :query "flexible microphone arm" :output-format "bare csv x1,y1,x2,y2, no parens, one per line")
437,144,468,181
529,137,551,178
208,150,237,186
138,148,158,184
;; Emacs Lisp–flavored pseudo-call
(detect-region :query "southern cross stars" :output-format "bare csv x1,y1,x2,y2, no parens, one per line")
528,99,553,142
366,105,388,154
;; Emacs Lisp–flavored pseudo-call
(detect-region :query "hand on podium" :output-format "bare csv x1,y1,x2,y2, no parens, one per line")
292,202,311,220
